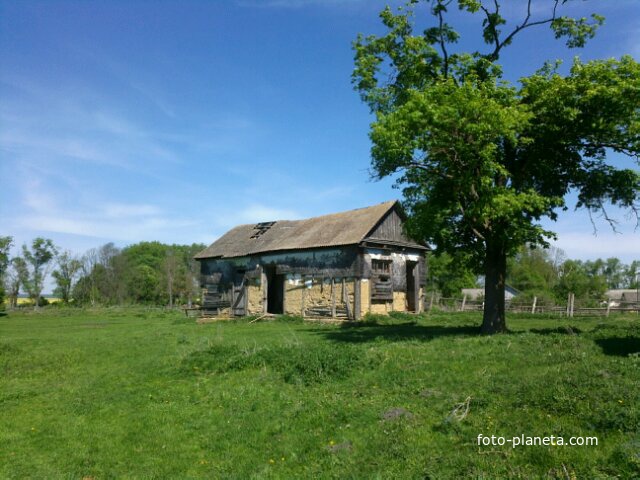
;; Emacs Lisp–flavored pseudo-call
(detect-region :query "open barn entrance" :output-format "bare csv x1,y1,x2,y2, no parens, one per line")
265,266,284,314
406,261,417,312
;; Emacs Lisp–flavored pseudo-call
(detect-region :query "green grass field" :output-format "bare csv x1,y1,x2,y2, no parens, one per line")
1,309,638,479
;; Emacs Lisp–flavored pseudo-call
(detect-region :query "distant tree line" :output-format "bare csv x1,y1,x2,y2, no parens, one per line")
0,236,205,308
427,246,639,304
2,235,637,309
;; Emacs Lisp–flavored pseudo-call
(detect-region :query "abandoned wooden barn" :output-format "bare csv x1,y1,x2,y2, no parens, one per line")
194,200,428,319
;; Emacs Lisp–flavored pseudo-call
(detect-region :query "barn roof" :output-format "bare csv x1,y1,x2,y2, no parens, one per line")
605,289,639,301
194,200,426,259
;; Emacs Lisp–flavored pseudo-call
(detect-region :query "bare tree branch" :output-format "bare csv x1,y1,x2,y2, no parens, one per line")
482,0,561,61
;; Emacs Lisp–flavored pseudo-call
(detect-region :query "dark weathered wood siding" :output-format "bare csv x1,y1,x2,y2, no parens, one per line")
366,208,411,244
200,246,360,289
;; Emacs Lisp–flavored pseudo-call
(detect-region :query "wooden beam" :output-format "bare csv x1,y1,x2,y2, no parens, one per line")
354,278,361,321
413,261,420,313
282,275,287,314
301,276,306,318
243,281,248,316
342,278,352,320
261,267,268,314
390,264,395,312
331,278,336,318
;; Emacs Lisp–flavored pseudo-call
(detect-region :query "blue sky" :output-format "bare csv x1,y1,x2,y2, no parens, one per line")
1,0,639,263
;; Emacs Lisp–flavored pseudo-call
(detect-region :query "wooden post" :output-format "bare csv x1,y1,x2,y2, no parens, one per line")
282,275,286,315
460,294,467,312
606,298,611,317
428,291,435,313
243,280,248,316
354,278,361,321
342,278,352,320
261,267,268,314
567,293,575,318
531,296,537,314
390,263,395,312
331,278,336,318
301,276,306,318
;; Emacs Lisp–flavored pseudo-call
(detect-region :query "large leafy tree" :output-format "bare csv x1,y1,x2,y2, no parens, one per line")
52,251,83,303
20,238,58,309
0,236,13,306
353,0,640,333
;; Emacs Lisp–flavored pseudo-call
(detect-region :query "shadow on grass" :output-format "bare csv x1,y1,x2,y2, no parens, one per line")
313,322,480,343
312,321,599,344
528,326,583,336
595,337,640,357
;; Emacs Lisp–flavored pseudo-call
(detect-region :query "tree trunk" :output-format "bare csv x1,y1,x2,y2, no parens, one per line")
481,243,507,334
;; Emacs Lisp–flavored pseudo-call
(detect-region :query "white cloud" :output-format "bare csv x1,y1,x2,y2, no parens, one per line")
18,214,195,242
551,231,640,263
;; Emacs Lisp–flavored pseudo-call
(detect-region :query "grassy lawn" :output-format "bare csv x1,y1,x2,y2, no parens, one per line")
0,309,638,479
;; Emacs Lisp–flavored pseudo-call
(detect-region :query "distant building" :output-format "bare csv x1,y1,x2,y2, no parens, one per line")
461,285,520,301
195,201,428,318
605,289,639,306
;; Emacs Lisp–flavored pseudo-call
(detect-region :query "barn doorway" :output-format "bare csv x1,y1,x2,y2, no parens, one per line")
406,261,417,312
265,266,284,314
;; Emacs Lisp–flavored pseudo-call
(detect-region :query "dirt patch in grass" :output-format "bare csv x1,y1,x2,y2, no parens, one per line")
381,407,414,421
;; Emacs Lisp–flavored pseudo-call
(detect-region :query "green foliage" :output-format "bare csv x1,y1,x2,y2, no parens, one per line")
0,236,12,307
0,309,638,477
71,241,205,306
508,246,561,295
0,236,11,276
183,342,379,385
427,251,477,297
353,1,640,331
19,238,57,307
51,251,82,303
507,246,638,304
555,259,607,303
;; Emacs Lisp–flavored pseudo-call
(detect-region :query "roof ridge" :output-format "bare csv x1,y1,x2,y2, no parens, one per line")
194,200,408,259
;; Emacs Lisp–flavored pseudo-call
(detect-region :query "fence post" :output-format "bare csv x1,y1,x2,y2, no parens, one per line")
428,291,435,313
460,294,467,312
531,296,537,314
570,293,575,318
566,293,571,317
606,298,611,318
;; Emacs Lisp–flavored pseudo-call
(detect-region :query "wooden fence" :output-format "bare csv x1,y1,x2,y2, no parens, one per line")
427,293,640,317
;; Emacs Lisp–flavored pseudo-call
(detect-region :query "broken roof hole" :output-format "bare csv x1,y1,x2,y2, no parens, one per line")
250,221,276,239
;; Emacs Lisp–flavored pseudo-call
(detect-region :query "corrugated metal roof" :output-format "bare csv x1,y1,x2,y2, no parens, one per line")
195,200,422,259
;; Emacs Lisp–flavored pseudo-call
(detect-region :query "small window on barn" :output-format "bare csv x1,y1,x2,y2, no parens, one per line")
371,259,393,301
250,221,276,239
371,259,391,275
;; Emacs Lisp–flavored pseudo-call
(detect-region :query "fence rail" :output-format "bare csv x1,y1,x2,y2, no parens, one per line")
428,294,640,317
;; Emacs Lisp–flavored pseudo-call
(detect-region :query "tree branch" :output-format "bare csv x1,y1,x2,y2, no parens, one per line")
434,0,453,78
581,141,639,158
482,0,560,61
